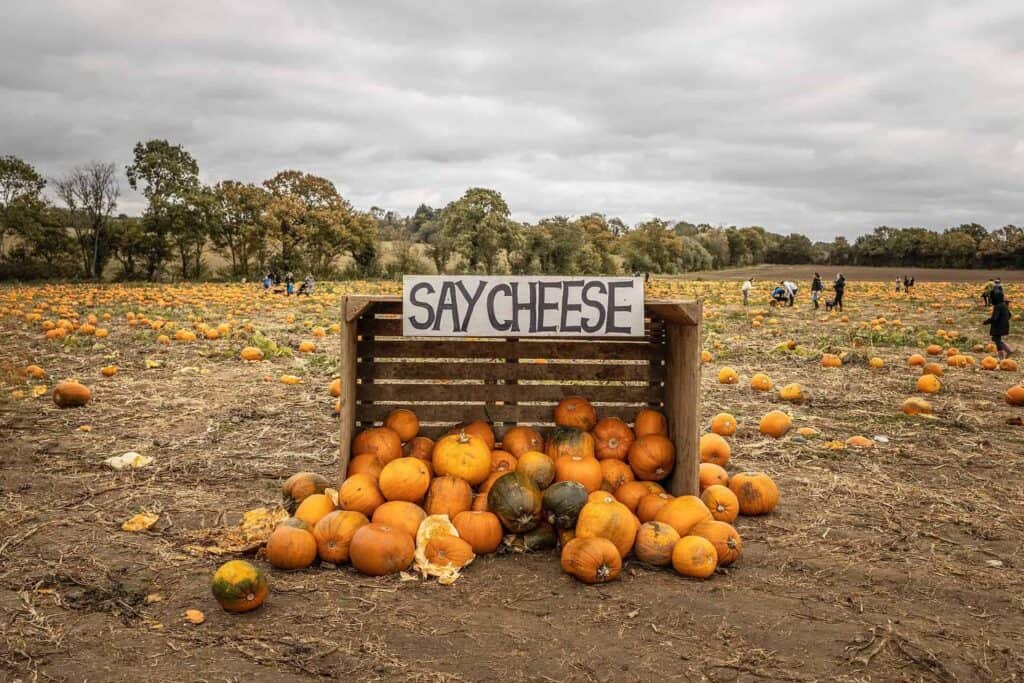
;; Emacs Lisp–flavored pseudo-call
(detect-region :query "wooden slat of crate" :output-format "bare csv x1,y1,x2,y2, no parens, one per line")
357,361,662,382
355,403,644,424
357,383,662,403
358,316,664,340
357,339,664,361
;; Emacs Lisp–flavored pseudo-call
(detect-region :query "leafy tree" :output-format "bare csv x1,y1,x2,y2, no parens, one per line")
126,140,201,280
210,181,270,278
766,233,816,264
0,155,47,261
439,187,519,274
696,228,731,269
624,219,712,273
108,214,147,279
53,162,119,278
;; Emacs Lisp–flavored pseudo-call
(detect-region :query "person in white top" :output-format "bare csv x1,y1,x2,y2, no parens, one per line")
741,278,753,305
782,280,798,306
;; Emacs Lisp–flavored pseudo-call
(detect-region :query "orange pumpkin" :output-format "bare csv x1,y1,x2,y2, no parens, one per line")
294,493,336,527
384,409,420,442
328,378,341,397
700,485,739,523
634,408,668,437
352,427,403,463
592,417,635,460
981,356,999,370
490,450,518,473
599,459,635,492
821,354,842,368
432,431,492,486
1004,385,1024,406
453,511,503,554
717,367,739,384
654,495,712,536
372,501,427,538
282,471,330,513
404,436,434,462
709,413,737,437
999,358,1019,371
698,433,731,467
554,455,604,493
692,520,742,566
908,353,926,367
347,453,385,481
922,362,944,377
546,427,596,460
424,475,473,519
699,463,729,491
614,481,655,513
424,535,475,568
627,434,675,481
916,374,941,394
53,381,91,408
633,520,680,566
728,472,779,515
313,510,368,564
447,420,496,449
378,457,431,502
575,497,638,557
516,450,556,489
750,372,773,391
240,346,264,361
636,492,673,523
778,383,806,404
348,523,415,576
671,535,718,578
759,410,792,438
560,536,622,584
500,426,544,458
554,395,597,431
901,397,933,415
338,473,386,516
266,518,318,570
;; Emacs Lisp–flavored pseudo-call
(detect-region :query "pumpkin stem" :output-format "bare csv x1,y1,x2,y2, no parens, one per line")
457,430,471,444
596,564,610,581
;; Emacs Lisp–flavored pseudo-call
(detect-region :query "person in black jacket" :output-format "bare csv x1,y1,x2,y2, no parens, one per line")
810,273,823,309
833,273,846,311
983,287,1012,359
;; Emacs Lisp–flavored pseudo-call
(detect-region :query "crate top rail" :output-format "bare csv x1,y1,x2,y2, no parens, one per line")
339,294,702,495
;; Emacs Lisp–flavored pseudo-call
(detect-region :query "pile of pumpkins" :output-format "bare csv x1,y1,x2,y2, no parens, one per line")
236,395,779,598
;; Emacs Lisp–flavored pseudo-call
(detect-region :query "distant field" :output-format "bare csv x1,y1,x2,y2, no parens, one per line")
668,264,1020,283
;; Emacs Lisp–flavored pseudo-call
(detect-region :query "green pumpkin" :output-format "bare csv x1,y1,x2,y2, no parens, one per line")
487,472,542,533
542,481,589,530
545,427,595,460
521,523,557,551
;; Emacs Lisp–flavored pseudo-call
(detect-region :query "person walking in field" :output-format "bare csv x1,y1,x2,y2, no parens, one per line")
811,272,823,309
895,275,902,293
903,275,911,293
782,280,798,306
982,279,995,306
983,286,1012,359
742,278,752,305
833,273,846,311
262,272,272,291
285,271,295,296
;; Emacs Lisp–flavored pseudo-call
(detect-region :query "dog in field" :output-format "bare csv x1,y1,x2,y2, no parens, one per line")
825,299,836,312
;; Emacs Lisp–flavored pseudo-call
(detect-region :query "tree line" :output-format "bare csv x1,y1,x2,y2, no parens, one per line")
1,144,1021,281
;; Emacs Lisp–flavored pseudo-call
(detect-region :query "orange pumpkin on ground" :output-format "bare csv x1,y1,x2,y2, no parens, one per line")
282,471,330,513
729,472,780,515
926,344,943,356
901,397,933,415
846,435,874,449
516,450,556,489
717,367,739,384
294,493,336,527
981,356,999,370
592,417,635,460
1005,385,1024,406
575,497,638,557
778,383,805,403
338,473,386,517
634,409,668,437
424,535,475,568
384,409,420,442
917,374,941,394
500,426,544,458
240,346,263,361
101,365,118,377
328,378,341,397
1000,359,1019,371
699,433,731,467
699,463,729,491
348,523,415,576
671,535,718,578
692,520,742,566
453,511,503,554
759,410,792,438
432,431,492,486
554,396,597,431
654,495,712,536
599,459,635,492
636,492,674,523
378,457,431,502
313,511,368,564
352,427,402,463
424,476,473,519
560,537,622,584
347,454,385,481
554,455,604,493
709,413,737,437
700,485,739,523
750,373,773,391
211,560,268,613
627,434,675,480
53,381,91,408
614,481,655,513
266,519,318,570
633,521,680,567
372,501,427,538
922,362,944,377
821,354,842,368
908,354,926,367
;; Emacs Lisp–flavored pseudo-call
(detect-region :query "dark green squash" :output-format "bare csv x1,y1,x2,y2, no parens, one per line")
542,480,589,529
521,522,557,551
487,472,542,533
545,427,596,460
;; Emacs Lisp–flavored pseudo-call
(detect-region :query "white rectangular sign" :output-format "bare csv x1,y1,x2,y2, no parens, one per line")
402,276,645,337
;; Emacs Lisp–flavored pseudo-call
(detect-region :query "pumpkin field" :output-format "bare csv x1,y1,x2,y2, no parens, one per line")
2,269,1023,682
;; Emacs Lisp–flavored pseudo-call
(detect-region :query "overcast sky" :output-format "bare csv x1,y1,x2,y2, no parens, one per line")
1,1,1022,240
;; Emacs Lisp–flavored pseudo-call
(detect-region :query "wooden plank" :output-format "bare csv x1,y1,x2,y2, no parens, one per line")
358,316,665,340
345,295,393,322
357,339,664,361
357,361,664,382
645,300,701,326
666,308,701,495
355,403,643,424
356,382,662,403
338,308,359,478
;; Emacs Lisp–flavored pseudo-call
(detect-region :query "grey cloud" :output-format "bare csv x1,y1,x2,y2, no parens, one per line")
1,0,1022,239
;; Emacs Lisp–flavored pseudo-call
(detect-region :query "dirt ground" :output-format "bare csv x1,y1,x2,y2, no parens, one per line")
2,271,1023,682
672,264,1022,284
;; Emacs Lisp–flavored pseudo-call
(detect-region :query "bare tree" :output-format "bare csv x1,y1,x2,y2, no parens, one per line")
54,162,119,279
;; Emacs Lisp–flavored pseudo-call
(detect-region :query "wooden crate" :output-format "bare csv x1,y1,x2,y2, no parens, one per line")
338,295,703,495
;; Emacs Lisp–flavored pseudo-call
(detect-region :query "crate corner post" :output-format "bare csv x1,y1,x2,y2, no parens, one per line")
666,299,702,496
337,295,361,479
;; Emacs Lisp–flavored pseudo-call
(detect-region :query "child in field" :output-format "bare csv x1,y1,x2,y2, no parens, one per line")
285,272,295,296
811,273,823,309
741,278,752,305
983,287,1012,359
